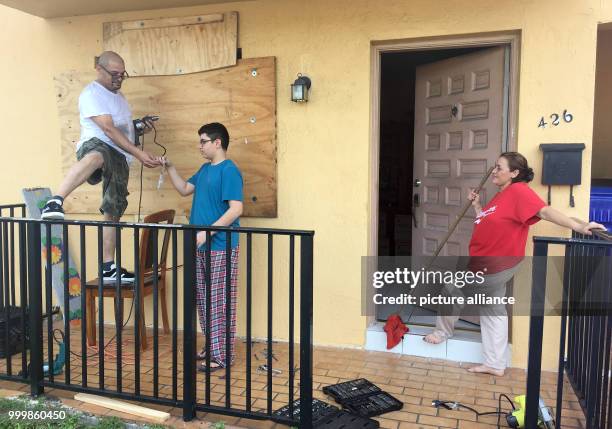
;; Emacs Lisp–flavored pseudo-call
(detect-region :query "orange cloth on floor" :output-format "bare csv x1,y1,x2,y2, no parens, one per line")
383,314,409,349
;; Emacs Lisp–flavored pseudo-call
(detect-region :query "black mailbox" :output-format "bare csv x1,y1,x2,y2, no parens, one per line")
539,143,585,185
539,143,585,206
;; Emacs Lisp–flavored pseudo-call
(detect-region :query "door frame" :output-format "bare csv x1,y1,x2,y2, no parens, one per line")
367,31,521,328
368,31,520,259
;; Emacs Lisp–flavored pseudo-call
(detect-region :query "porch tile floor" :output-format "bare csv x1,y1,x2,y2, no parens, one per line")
0,324,586,428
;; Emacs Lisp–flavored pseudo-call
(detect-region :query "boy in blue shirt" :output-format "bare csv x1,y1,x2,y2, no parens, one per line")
161,122,243,372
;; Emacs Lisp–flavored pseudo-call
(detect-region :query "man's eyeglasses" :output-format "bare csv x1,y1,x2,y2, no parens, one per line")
199,139,213,145
98,63,129,80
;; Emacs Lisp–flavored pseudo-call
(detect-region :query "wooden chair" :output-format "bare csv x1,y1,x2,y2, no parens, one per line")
85,209,175,350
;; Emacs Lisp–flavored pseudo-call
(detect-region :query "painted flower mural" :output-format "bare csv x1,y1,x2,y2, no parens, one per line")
41,236,63,264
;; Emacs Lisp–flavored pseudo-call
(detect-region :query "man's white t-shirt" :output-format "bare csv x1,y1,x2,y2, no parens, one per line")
77,81,136,164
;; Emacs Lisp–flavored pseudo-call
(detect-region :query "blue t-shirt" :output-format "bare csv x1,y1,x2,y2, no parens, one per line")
187,160,243,251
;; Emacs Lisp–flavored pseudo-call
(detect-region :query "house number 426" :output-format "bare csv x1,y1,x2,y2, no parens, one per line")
538,110,573,128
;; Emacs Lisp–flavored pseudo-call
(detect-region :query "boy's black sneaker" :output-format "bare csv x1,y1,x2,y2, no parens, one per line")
41,198,65,220
102,264,136,284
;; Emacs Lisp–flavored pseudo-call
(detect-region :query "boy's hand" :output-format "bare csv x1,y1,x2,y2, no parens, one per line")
158,156,172,167
196,231,207,248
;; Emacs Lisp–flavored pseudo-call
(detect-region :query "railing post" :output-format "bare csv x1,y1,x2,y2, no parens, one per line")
525,240,548,429
27,221,43,396
182,229,197,421
299,234,313,428
555,244,572,428
19,220,28,378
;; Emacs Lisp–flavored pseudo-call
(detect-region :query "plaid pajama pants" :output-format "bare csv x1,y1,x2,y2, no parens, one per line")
195,247,239,367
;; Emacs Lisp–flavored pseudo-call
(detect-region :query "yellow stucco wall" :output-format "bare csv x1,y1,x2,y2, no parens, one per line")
1,0,611,370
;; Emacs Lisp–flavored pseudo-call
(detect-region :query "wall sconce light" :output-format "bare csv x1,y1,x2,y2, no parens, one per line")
291,73,311,102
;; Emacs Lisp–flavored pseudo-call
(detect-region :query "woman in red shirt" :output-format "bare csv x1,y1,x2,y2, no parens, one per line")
423,152,605,376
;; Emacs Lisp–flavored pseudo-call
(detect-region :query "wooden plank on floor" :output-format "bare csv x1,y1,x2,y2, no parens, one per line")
0,389,27,398
74,393,170,423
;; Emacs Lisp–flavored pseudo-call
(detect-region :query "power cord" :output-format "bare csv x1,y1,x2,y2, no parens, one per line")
51,295,136,360
433,394,515,429
498,393,516,428
137,136,144,222
137,122,167,222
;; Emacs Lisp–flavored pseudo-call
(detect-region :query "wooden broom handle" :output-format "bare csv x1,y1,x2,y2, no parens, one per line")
427,166,495,266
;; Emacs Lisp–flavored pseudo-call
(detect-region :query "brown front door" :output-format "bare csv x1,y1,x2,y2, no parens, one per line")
412,46,506,258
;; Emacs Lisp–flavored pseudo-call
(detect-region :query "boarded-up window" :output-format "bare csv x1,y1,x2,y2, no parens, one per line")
54,57,277,218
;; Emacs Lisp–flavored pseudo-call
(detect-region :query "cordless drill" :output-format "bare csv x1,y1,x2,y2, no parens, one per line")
506,395,554,429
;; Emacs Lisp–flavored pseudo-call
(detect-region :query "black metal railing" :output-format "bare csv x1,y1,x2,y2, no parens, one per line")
526,229,612,429
0,204,28,384
0,206,315,427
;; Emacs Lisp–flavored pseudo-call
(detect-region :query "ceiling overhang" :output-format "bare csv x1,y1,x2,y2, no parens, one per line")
0,0,249,19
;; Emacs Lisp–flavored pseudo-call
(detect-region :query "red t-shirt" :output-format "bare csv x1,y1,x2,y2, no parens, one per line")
469,182,546,272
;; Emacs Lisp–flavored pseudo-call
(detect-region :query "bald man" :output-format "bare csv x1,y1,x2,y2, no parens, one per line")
42,51,159,283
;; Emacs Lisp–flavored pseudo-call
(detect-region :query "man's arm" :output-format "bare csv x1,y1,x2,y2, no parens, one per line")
160,157,195,196
91,115,158,167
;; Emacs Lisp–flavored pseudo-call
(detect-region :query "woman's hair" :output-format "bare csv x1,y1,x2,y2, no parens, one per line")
499,152,535,183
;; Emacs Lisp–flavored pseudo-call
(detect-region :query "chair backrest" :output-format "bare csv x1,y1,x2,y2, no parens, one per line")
139,209,175,280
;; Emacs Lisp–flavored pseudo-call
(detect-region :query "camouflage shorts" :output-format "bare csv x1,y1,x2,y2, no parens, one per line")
76,138,130,218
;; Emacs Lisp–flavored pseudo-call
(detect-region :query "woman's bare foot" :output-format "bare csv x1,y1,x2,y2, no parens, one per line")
423,331,447,344
467,364,505,377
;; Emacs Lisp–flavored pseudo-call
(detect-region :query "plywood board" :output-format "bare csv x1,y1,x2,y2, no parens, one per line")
103,12,237,76
54,57,277,218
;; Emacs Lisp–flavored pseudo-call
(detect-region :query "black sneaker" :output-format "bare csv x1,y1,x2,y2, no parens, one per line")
102,264,136,284
41,198,65,220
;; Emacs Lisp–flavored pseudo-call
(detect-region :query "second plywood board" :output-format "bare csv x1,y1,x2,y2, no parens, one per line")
103,12,238,76
55,57,277,218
